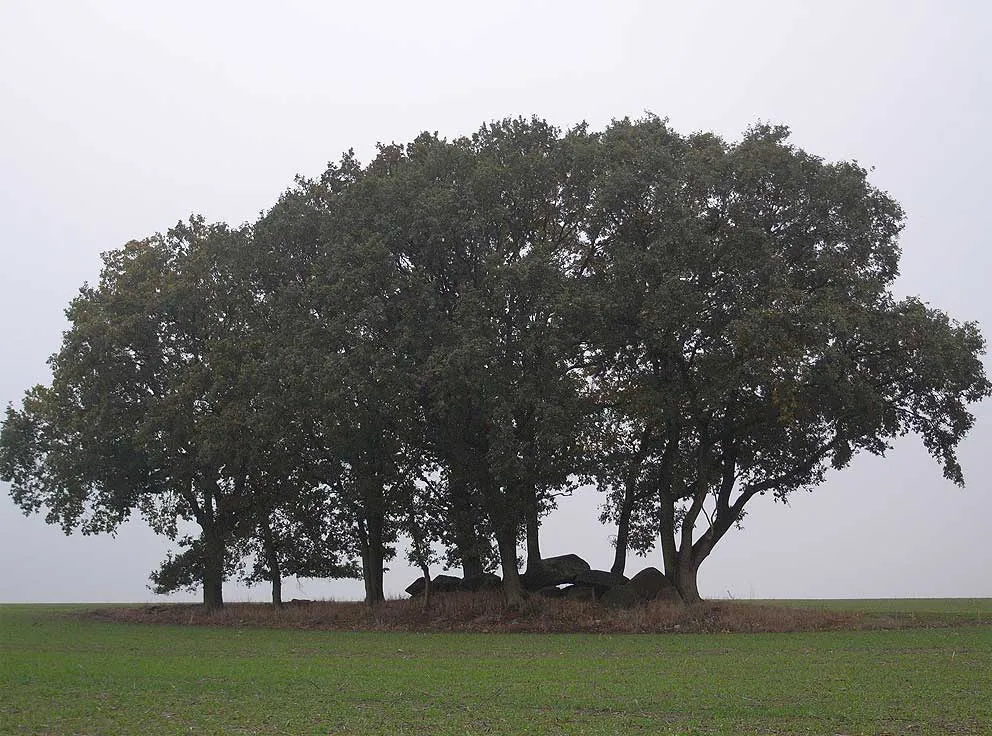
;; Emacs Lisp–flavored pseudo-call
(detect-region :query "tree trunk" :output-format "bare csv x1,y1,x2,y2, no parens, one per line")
363,511,386,606
462,554,484,581
659,492,678,580
450,476,485,579
419,564,432,611
261,522,283,607
673,553,702,604
523,487,543,577
201,529,225,611
495,525,524,609
611,500,633,576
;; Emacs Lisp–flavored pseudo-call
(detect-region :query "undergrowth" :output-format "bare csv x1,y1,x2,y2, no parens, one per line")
86,592,902,633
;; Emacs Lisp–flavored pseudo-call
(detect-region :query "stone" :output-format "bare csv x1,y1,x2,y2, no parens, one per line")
562,584,596,602
599,584,639,609
628,566,679,602
405,577,427,597
459,573,502,592
521,554,591,590
574,569,629,597
431,574,464,593
405,574,463,597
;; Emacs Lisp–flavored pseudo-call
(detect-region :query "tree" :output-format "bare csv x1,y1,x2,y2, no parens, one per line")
356,121,595,606
238,487,361,607
0,218,292,609
398,472,445,608
249,162,428,606
3,114,986,610
584,117,991,601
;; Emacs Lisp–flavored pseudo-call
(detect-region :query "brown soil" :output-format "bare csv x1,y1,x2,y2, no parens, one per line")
83,592,923,634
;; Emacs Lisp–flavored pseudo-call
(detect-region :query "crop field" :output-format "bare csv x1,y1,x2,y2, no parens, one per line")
2,600,990,735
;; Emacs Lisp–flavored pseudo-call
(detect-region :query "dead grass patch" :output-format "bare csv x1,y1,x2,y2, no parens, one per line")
82,592,924,634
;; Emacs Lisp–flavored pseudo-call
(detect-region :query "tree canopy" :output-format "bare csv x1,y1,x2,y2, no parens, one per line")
2,115,988,608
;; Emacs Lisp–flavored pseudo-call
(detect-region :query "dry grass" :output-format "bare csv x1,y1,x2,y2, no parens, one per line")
85,591,902,634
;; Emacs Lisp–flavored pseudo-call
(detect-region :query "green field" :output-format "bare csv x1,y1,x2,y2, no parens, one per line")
758,597,992,619
2,601,990,735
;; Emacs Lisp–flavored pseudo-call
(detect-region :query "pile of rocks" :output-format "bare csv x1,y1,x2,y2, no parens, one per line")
404,572,501,597
523,554,678,608
602,566,680,608
405,553,679,608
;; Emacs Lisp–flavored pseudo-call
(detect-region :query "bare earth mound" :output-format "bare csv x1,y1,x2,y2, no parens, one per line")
86,592,916,634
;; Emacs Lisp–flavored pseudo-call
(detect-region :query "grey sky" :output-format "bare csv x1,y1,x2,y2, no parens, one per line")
1,1,989,603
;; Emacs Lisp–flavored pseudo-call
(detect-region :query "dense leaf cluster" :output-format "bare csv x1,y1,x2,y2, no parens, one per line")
2,116,988,607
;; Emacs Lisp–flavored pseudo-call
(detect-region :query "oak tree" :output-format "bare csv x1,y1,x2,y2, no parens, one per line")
584,117,990,601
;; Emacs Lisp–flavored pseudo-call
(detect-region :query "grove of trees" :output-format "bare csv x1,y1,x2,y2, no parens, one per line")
2,116,988,609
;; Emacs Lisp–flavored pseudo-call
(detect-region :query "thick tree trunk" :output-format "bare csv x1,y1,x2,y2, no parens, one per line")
362,511,386,606
673,553,702,604
657,487,703,604
495,525,525,609
361,551,385,606
450,476,485,579
462,554,484,581
611,500,633,576
202,566,224,610
201,529,225,611
194,487,226,611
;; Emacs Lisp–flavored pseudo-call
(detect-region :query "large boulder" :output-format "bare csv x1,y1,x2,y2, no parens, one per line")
574,569,629,597
599,584,640,609
405,578,426,597
628,566,679,603
562,584,596,602
521,554,591,590
459,573,502,592
432,574,464,594
405,574,463,597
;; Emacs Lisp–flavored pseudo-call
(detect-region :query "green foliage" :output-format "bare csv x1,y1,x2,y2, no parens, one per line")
1,115,988,607
581,115,990,599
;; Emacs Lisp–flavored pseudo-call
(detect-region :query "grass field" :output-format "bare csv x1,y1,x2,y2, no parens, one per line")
2,600,990,735
757,597,992,620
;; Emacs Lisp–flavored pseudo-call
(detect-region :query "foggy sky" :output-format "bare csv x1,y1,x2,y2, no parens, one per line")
2,0,989,603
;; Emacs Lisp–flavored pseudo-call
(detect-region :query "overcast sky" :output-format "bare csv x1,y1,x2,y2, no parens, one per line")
2,1,989,603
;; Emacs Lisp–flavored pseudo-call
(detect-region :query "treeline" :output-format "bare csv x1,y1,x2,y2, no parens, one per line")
2,117,988,609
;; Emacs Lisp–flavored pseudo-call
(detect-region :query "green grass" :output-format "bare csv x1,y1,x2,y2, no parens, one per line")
2,602,990,735
759,597,992,620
